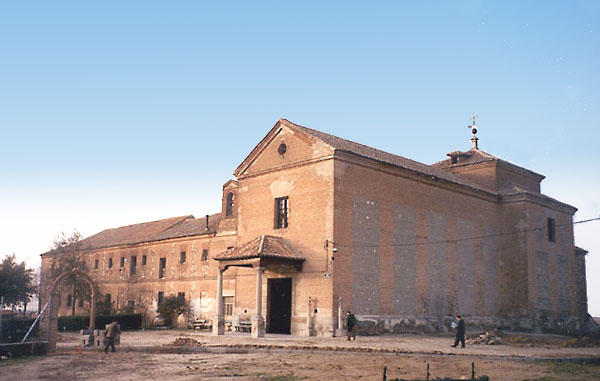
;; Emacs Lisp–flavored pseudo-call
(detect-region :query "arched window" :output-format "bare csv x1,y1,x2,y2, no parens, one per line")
225,192,235,217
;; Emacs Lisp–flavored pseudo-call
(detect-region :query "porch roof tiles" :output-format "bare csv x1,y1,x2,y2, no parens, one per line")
214,235,305,262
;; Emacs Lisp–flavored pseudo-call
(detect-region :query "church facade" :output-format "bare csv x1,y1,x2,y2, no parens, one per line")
40,119,588,336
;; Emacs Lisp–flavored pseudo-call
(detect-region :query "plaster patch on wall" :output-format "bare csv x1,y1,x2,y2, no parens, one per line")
536,251,550,311
314,161,333,179
483,226,499,316
310,140,332,158
427,212,446,317
352,197,380,314
557,254,570,315
457,219,475,316
393,205,416,315
270,179,296,197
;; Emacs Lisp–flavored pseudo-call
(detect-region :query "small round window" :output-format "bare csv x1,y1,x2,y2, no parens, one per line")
277,143,287,155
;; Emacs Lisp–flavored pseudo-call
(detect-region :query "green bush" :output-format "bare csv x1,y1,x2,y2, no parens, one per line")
0,317,38,343
57,313,143,331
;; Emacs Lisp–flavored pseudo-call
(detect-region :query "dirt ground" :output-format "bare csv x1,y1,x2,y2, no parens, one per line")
2,330,600,380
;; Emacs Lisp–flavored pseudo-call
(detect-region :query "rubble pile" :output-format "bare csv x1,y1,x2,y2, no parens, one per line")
165,337,205,347
467,330,503,345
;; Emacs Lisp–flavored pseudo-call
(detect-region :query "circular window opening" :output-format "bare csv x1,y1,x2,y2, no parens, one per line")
277,143,287,155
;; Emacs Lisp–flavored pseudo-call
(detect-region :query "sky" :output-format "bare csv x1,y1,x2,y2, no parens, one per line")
1,1,598,314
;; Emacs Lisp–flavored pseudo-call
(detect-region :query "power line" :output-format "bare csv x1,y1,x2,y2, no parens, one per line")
332,216,600,249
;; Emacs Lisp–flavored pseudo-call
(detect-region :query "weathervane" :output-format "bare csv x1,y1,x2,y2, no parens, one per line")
467,113,479,149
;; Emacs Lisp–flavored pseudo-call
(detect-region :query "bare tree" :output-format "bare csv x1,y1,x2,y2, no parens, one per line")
46,230,93,316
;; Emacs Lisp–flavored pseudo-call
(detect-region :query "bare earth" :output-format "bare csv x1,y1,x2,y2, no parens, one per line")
2,330,600,380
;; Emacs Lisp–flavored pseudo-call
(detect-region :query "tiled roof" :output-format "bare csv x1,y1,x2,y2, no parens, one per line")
279,119,493,193
46,214,221,253
153,214,221,241
214,235,305,262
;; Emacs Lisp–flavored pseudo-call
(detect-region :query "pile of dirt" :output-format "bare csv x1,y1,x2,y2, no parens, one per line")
503,335,600,348
564,336,600,347
164,337,204,347
467,330,503,345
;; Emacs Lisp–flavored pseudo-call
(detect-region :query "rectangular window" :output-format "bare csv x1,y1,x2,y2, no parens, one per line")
66,294,72,307
223,296,234,318
120,257,125,267
201,249,208,262
159,258,166,279
274,196,289,229
180,251,186,264
547,217,556,243
130,255,137,276
142,255,147,266
94,259,99,269
158,291,164,306
177,292,185,304
108,258,113,269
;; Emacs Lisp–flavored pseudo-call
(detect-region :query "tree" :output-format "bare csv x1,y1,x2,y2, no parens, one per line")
156,295,186,328
0,254,36,313
46,230,93,316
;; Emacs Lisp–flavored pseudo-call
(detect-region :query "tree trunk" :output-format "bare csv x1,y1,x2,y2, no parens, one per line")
72,278,76,316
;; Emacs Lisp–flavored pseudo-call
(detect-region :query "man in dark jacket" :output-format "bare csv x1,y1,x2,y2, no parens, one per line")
104,321,121,354
451,314,466,348
345,310,357,341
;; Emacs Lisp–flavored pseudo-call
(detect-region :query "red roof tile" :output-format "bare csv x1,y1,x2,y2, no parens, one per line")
214,235,305,262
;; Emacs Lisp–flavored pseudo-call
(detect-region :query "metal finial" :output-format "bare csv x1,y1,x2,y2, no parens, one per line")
467,113,479,149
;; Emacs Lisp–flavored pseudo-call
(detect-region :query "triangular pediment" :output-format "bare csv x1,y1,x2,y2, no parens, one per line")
233,119,335,178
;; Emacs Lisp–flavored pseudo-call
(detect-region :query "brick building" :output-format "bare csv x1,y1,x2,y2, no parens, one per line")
40,119,588,336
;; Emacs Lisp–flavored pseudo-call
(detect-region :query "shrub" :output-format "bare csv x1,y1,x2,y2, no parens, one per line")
56,313,143,331
0,317,38,343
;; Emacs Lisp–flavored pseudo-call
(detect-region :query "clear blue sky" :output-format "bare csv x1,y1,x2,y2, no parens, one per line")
1,1,599,314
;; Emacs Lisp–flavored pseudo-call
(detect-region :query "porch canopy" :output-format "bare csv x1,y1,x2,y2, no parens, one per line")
212,235,305,337
213,235,305,271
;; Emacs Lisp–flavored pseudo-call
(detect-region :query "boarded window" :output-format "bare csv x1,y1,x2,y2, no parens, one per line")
180,251,186,264
94,259,99,269
142,255,147,266
120,257,125,268
274,196,289,229
547,218,556,243
201,249,208,262
130,255,137,276
108,258,113,269
159,258,166,279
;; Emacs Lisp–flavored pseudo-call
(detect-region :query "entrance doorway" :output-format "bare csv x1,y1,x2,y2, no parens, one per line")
267,278,292,334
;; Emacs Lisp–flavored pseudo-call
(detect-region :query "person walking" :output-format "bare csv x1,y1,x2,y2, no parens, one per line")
451,314,466,348
104,320,121,354
345,310,357,341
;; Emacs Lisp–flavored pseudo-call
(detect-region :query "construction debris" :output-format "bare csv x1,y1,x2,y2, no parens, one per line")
467,330,503,345
165,337,204,347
